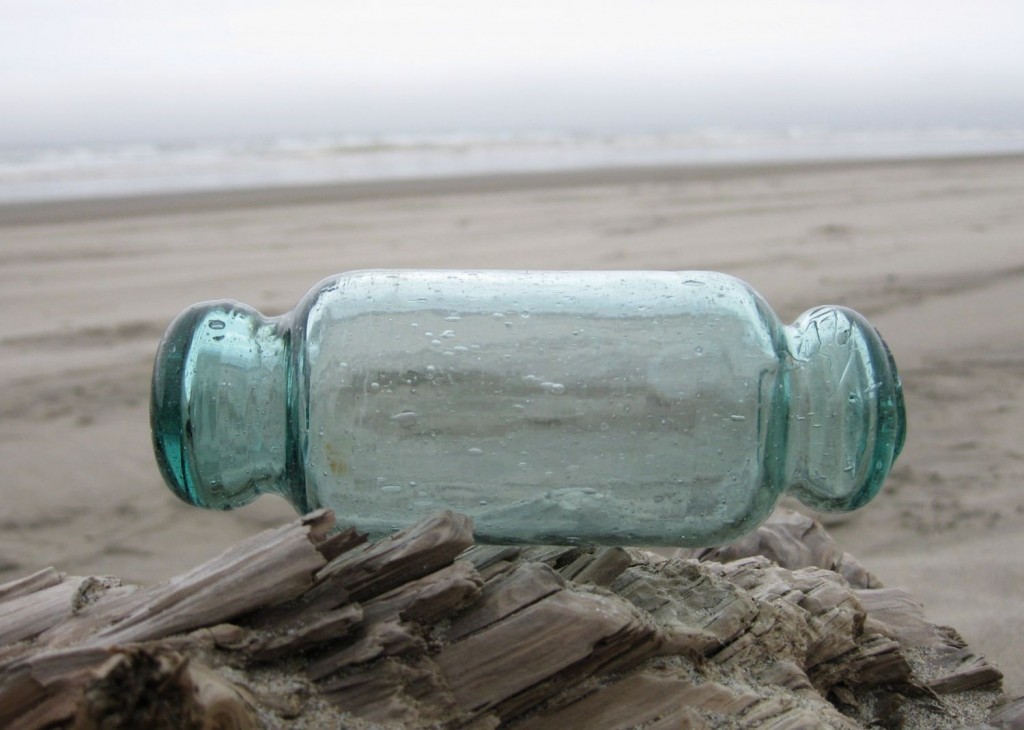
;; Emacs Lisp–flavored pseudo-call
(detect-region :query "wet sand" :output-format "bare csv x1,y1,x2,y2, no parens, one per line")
2,154,1023,693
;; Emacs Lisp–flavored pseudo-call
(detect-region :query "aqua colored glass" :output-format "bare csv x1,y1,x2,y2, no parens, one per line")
151,270,905,546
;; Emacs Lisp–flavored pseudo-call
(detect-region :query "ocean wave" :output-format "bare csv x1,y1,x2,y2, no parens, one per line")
2,128,1023,204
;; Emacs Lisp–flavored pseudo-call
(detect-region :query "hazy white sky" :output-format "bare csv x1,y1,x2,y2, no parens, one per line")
2,0,1023,146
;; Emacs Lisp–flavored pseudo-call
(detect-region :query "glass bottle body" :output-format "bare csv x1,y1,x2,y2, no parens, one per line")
152,270,905,546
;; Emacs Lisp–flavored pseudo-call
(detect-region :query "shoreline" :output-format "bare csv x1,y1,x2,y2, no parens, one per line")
3,151,1024,227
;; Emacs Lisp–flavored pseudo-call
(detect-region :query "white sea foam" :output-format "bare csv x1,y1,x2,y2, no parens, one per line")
1,127,1023,204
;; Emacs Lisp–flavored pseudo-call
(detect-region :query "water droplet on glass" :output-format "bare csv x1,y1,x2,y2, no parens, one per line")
369,382,381,392
541,382,566,395
729,415,746,422
380,485,402,493
467,447,484,457
208,319,226,330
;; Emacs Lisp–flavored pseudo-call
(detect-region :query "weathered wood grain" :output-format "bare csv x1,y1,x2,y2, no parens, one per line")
0,567,62,603
313,510,474,603
0,508,1012,729
0,575,86,646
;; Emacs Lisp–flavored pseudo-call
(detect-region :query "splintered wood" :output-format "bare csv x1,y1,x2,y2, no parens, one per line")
0,509,1014,729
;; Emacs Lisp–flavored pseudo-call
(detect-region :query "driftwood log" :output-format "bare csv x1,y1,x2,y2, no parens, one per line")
0,509,1019,729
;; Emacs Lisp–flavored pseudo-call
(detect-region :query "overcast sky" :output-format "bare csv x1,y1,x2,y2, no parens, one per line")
2,0,1023,147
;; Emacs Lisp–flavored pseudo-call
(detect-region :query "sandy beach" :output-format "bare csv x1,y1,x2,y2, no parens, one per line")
1,154,1022,695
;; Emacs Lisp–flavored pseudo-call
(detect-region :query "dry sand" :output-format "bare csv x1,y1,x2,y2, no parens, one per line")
1,155,1023,695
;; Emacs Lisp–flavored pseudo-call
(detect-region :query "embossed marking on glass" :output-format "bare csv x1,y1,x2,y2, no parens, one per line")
151,270,906,546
